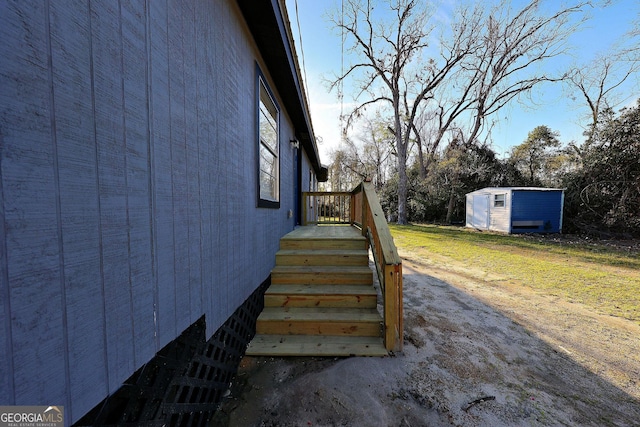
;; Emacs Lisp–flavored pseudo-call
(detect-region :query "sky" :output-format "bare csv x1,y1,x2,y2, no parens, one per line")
284,0,639,164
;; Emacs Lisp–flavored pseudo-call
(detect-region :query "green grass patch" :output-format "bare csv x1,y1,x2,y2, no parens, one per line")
390,224,640,324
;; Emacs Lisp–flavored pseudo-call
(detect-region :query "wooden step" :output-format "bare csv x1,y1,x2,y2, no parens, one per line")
245,335,388,357
279,238,366,250
275,249,369,266
264,284,378,308
249,226,387,357
279,229,367,250
271,266,373,285
255,307,382,336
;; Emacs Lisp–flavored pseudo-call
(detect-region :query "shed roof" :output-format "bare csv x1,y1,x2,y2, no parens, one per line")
466,187,564,196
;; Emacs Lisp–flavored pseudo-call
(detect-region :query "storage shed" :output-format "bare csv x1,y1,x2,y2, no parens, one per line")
466,187,564,234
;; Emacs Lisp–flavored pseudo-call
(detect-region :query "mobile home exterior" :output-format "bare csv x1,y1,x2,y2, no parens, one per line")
0,0,324,424
466,187,564,234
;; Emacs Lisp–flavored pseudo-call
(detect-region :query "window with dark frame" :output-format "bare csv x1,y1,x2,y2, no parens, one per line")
257,75,280,208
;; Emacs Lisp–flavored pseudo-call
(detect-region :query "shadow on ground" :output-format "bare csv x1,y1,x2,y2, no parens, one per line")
212,254,640,427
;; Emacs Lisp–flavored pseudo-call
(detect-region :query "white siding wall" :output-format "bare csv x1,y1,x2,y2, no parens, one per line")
465,195,474,228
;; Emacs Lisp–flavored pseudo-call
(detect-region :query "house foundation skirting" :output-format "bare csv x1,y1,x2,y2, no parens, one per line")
74,278,269,426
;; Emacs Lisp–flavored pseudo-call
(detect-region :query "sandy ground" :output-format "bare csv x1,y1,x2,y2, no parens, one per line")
212,248,640,427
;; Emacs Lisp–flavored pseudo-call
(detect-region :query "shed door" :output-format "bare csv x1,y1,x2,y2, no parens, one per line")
472,194,490,230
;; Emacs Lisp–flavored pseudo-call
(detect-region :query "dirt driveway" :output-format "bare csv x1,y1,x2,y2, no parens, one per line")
213,248,640,426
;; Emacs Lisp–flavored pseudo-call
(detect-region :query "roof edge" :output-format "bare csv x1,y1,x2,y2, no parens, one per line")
467,187,565,193
236,0,323,175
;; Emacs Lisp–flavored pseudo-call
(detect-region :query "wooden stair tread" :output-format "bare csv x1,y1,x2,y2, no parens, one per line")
279,229,367,250
276,249,369,266
281,226,366,240
272,265,373,273
277,249,367,255
281,235,367,242
245,335,388,357
266,284,377,296
257,307,382,322
271,265,373,285
256,308,382,336
264,284,378,308
279,242,366,250
271,265,374,285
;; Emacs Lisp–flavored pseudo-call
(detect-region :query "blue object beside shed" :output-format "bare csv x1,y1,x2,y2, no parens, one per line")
466,187,564,234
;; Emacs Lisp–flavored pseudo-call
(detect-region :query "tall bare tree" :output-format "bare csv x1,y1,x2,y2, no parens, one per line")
329,0,479,224
415,0,589,174
567,51,640,137
330,0,588,224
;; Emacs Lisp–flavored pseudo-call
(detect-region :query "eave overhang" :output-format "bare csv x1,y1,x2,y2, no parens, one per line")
237,0,325,180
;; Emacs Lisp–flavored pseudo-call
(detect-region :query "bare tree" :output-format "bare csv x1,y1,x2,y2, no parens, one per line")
358,114,394,189
623,8,640,58
327,114,394,191
567,51,640,137
330,0,588,224
415,0,589,173
327,141,367,192
329,0,478,224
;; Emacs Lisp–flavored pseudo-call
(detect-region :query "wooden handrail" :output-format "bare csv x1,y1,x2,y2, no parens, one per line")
357,182,403,352
301,182,403,352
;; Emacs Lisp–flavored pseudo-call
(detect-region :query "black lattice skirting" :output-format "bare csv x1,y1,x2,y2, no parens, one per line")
75,278,268,426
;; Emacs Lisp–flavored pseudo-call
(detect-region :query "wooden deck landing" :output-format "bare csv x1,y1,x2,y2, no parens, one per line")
282,225,365,239
278,225,367,250
246,226,387,357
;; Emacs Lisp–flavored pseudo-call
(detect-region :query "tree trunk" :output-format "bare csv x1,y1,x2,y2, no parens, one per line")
416,146,426,179
445,188,456,224
394,104,409,225
396,134,409,225
414,130,427,179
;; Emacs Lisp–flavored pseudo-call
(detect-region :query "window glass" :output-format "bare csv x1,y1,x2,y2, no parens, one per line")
494,194,505,207
260,145,277,198
258,77,279,204
259,99,278,152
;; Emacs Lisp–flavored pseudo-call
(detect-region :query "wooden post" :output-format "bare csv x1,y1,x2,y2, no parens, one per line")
395,263,403,351
361,188,368,240
350,193,355,224
383,264,396,351
302,192,308,225
383,263,403,352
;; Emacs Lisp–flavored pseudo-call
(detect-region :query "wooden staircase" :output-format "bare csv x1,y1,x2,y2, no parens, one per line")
246,226,388,357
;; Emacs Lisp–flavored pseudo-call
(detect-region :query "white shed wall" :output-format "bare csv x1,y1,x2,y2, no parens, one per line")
466,188,512,233
489,190,511,233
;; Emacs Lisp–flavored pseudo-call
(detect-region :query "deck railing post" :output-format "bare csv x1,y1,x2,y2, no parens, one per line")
383,264,396,350
302,192,307,225
350,193,355,224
